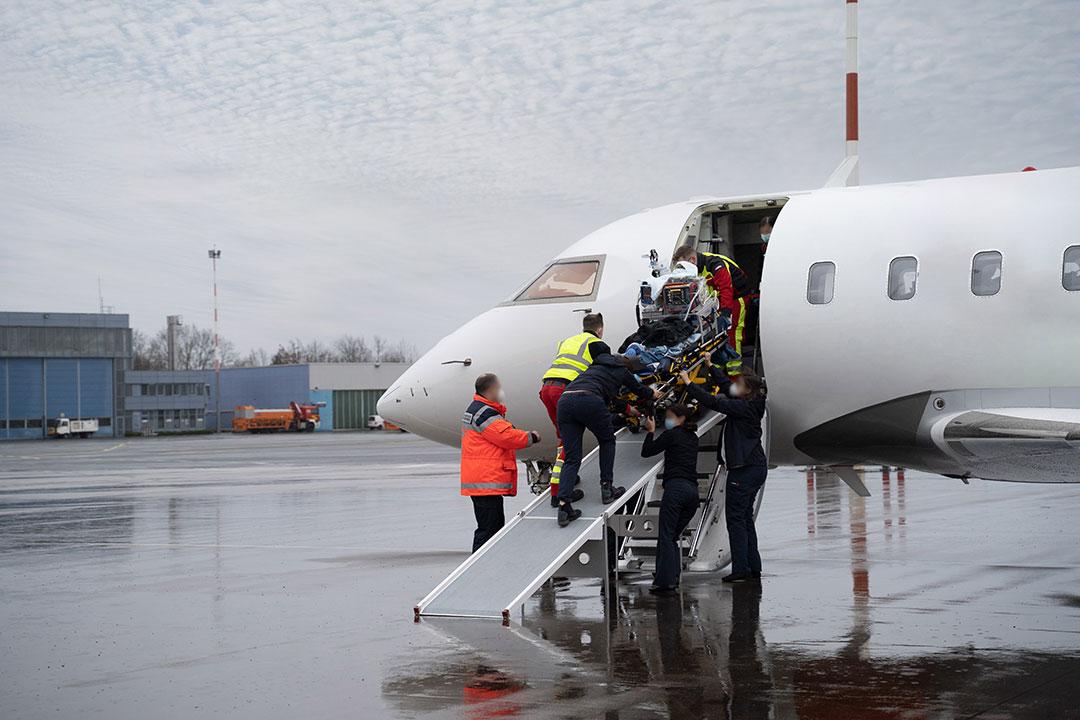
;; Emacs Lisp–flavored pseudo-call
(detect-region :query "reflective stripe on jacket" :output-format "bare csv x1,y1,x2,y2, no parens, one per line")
542,332,601,382
460,394,533,496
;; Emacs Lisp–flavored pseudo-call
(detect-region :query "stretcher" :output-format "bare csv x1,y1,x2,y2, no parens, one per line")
618,267,731,428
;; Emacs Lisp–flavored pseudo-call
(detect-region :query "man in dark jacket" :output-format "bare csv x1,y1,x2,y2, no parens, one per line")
680,363,767,582
556,353,660,527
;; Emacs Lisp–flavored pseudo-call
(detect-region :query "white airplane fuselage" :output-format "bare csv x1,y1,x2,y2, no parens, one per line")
379,167,1080,483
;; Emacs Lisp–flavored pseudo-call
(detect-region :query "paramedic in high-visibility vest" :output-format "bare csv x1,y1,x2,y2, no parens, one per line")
672,245,751,377
538,313,609,506
461,373,542,552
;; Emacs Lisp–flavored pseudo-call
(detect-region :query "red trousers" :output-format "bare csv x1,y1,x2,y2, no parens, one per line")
538,382,566,498
538,383,565,440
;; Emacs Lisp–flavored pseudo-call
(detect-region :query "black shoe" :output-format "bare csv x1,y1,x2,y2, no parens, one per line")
550,489,584,507
558,503,581,527
722,572,752,584
601,483,625,504
649,585,678,596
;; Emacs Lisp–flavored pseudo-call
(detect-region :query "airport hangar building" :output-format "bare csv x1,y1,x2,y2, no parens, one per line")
1,312,408,439
0,312,132,439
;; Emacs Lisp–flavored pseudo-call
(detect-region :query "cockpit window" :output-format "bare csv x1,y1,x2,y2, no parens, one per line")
515,260,601,301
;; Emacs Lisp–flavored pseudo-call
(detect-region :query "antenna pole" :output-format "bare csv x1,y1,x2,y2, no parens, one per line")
845,0,859,185
208,248,222,433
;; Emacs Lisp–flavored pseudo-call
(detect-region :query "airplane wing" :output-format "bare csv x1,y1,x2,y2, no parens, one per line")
930,408,1080,483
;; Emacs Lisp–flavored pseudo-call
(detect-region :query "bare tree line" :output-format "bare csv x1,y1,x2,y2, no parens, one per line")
133,324,416,371
269,335,416,365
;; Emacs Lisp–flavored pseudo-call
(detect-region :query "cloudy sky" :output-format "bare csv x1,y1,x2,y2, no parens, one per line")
2,0,1078,353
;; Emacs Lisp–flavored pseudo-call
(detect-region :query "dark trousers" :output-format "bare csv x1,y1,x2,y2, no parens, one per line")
556,392,616,503
725,465,767,574
471,495,505,552
655,480,700,588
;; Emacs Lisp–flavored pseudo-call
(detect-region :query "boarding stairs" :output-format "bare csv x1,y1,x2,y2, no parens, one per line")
415,409,727,622
616,415,729,573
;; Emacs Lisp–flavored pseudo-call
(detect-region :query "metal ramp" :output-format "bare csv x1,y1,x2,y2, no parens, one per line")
416,410,725,622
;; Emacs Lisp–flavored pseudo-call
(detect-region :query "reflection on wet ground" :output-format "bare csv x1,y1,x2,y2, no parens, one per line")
387,468,1080,719
2,435,1079,718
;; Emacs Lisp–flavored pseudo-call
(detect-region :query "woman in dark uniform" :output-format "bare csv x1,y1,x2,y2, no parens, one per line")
679,363,767,583
641,403,700,594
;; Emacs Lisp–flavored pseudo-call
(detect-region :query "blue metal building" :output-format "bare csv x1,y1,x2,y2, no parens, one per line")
203,363,407,431
0,312,132,439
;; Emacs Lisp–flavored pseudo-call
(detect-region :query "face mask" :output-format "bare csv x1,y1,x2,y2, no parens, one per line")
728,384,745,398
761,233,771,243
663,418,678,431
496,389,507,404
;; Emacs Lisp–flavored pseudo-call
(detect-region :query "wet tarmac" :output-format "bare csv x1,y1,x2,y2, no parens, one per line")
2,433,1079,719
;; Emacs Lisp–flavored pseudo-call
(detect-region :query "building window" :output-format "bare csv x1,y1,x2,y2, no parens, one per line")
1064,246,1080,291
9,419,26,429
888,256,918,300
99,417,111,427
515,259,602,301
971,251,1002,296
26,418,42,428
807,262,836,305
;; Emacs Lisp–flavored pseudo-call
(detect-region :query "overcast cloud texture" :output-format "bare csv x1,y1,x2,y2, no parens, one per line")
1,1,1078,352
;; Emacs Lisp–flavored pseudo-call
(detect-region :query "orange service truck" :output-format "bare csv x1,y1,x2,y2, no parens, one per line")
232,401,325,433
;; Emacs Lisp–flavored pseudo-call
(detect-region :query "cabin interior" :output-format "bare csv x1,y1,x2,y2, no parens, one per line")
675,198,788,371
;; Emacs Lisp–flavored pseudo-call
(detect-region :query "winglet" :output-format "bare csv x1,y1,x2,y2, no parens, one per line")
831,465,871,497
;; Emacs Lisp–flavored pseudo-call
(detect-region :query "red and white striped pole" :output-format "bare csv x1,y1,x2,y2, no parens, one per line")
845,0,859,185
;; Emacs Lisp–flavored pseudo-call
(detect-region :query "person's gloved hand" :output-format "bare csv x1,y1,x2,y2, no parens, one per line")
644,416,656,433
529,431,542,444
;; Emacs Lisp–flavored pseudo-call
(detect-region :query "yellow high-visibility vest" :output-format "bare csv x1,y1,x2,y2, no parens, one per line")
542,332,599,382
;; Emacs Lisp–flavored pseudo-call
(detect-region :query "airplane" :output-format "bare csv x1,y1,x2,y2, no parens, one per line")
378,164,1080,489
378,0,1080,492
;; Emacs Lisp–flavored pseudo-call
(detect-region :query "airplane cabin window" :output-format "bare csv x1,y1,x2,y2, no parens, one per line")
1063,246,1080,291
516,260,600,301
971,251,1002,296
807,261,835,305
888,256,918,300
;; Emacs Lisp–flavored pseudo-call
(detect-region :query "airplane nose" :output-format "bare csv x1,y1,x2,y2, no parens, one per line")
376,364,460,446
377,384,412,427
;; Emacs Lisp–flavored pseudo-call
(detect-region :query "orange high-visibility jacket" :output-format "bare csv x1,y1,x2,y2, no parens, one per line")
460,395,534,496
